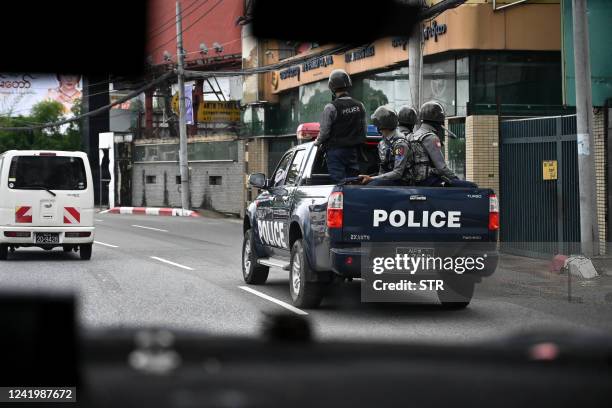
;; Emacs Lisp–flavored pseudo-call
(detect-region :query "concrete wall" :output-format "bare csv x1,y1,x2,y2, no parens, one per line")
132,140,246,216
245,138,269,205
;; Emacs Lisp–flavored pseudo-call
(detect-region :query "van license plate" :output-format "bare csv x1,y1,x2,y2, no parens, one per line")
35,233,59,244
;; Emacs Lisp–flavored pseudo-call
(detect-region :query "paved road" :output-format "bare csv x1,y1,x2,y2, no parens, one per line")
1,213,611,343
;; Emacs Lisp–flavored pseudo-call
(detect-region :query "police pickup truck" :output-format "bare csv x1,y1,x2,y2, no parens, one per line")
243,133,499,309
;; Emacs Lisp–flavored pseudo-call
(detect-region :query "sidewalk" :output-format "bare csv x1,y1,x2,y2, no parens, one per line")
99,207,199,217
484,253,612,305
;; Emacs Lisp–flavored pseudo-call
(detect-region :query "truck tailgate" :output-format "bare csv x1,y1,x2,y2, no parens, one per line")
341,186,492,243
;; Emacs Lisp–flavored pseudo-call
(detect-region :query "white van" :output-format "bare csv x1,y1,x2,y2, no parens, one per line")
0,150,95,260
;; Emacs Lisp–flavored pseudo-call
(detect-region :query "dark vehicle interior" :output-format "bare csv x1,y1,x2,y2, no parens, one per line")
306,139,381,186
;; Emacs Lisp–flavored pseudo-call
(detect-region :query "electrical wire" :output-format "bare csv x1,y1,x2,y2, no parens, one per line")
0,72,174,131
148,0,211,41
147,0,200,38
150,0,224,55
0,43,357,131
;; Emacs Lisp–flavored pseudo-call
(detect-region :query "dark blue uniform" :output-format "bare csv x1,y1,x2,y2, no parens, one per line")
315,96,367,183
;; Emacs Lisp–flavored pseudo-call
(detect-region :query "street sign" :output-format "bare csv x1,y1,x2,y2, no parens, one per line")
542,160,558,180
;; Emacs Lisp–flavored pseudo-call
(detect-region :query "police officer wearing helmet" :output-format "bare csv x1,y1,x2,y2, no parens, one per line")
314,69,367,183
397,105,418,136
359,106,412,186
407,101,476,187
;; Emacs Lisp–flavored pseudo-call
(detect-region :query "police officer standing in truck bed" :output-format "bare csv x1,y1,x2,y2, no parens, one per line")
314,69,367,184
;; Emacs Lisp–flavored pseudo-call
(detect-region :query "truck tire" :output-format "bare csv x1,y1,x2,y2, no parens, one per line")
290,239,324,309
0,245,8,260
242,229,269,284
437,276,475,309
80,243,93,260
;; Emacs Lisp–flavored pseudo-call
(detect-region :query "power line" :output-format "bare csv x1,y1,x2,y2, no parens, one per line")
0,72,175,131
0,43,354,130
150,0,224,55
148,0,209,41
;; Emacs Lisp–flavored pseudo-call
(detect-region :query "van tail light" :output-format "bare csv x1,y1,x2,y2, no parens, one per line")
327,191,343,229
4,231,31,238
65,232,91,238
489,194,499,231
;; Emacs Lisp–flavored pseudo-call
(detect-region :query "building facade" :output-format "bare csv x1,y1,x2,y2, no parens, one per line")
115,0,246,216
241,0,610,255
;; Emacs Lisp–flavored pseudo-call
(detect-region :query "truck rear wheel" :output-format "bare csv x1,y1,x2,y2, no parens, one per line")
0,244,8,260
242,229,269,284
290,239,324,309
80,244,93,260
437,276,475,309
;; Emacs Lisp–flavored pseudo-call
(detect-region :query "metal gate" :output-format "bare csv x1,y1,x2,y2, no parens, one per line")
500,115,580,257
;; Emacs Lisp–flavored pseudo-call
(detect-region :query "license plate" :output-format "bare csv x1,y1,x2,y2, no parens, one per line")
35,233,60,244
396,247,435,257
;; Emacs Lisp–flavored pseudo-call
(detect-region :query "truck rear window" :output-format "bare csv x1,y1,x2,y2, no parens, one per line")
8,156,87,190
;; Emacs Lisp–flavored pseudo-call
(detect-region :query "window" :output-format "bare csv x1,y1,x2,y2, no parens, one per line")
9,155,87,190
271,152,294,188
146,175,156,184
284,149,306,186
176,176,181,184
209,176,222,185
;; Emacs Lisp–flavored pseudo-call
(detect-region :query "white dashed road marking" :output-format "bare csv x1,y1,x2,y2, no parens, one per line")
150,256,194,271
132,224,168,232
239,286,308,315
94,241,119,248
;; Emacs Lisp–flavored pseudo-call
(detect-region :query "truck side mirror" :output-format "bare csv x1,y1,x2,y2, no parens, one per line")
248,173,268,189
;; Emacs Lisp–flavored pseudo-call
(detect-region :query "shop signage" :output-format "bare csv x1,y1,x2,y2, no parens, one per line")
197,101,241,123
280,66,300,80
391,37,408,49
345,45,375,63
423,20,447,42
302,55,334,72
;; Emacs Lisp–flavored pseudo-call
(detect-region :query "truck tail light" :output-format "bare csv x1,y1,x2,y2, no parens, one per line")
327,191,343,229
489,194,499,231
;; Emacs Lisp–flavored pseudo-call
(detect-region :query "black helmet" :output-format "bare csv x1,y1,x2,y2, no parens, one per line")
371,106,398,131
328,69,352,92
398,106,417,126
419,101,445,123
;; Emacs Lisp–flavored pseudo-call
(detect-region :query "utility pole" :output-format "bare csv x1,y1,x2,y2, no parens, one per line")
176,1,191,210
408,0,423,110
408,0,466,111
408,20,422,109
572,0,598,256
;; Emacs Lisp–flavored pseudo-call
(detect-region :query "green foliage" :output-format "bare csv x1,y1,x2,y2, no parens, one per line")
0,100,82,154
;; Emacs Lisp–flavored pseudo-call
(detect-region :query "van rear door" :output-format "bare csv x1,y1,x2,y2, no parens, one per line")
5,153,93,227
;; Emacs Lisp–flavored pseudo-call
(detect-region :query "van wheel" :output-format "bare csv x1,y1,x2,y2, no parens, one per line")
0,245,8,260
242,229,269,284
80,244,93,260
290,239,324,309
437,277,475,309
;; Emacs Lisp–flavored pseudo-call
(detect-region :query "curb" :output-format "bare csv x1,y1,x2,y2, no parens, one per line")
100,207,200,217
